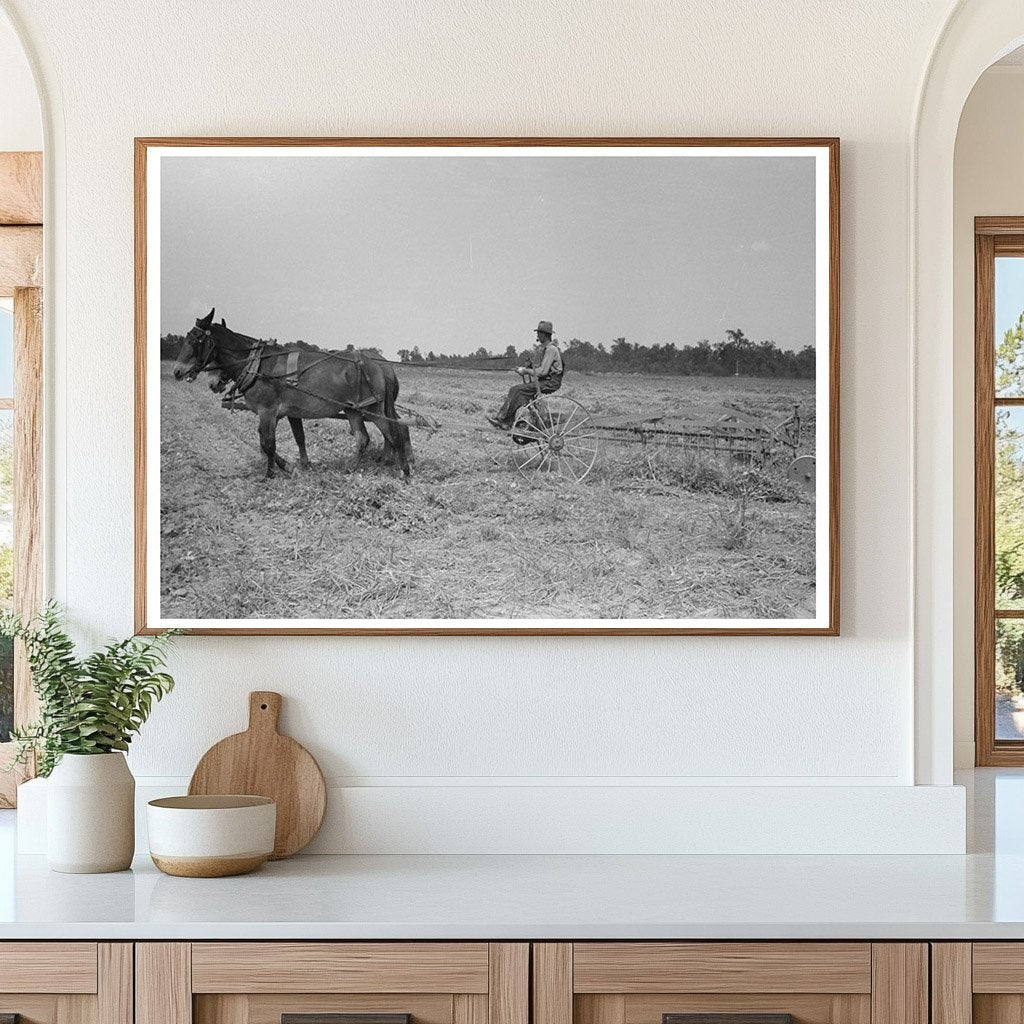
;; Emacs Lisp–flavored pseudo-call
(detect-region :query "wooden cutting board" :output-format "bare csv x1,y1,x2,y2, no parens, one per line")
188,691,326,859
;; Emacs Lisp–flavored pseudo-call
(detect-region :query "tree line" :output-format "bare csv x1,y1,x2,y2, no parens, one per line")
399,329,815,379
162,328,815,379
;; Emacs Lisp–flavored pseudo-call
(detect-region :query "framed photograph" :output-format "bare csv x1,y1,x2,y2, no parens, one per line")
135,137,839,636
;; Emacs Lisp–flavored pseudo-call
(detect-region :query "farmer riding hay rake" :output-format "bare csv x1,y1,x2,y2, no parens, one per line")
490,384,811,485
172,312,814,488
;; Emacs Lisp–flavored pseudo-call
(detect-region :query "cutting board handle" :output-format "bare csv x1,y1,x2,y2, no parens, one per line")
248,691,282,734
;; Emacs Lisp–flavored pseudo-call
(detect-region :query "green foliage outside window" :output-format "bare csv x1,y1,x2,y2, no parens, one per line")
996,408,1024,608
997,311,1024,395
997,621,1024,695
996,312,1024,694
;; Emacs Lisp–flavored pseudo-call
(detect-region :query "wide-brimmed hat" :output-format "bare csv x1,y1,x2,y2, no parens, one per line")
536,320,553,335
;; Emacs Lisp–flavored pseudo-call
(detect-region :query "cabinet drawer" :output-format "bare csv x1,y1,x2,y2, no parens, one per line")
973,944,1024,992
572,944,872,994
0,942,98,994
191,943,490,994
139,943,528,1024
534,944,926,1024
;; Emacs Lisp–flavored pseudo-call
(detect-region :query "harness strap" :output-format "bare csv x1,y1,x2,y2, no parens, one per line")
236,343,265,394
218,342,264,408
285,350,301,387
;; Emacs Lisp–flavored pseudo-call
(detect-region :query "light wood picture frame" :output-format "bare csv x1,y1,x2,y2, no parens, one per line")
135,137,839,636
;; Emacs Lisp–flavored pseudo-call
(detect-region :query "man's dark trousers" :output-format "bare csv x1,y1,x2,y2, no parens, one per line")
496,375,562,426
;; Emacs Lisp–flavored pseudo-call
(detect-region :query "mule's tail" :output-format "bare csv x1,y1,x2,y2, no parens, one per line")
374,357,412,479
387,379,413,479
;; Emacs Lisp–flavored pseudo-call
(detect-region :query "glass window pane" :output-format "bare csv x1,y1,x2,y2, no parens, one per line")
0,306,13,399
997,407,1024,609
998,620,1024,740
0,409,12,742
996,257,1024,396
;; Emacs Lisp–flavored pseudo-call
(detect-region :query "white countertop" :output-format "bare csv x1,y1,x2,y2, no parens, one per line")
1,769,1021,941
0,849,1021,940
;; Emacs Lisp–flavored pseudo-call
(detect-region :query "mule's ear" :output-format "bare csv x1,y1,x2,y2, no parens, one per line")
197,307,215,328
221,318,226,327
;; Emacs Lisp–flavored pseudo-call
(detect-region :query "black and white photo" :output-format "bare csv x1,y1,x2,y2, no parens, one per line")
135,139,838,635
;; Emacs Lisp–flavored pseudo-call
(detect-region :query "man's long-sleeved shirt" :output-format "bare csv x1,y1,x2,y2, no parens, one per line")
535,343,563,379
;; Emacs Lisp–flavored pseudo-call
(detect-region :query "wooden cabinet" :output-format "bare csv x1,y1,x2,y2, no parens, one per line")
931,943,1024,1024
0,943,132,1024
136,944,528,1024
532,944,928,1024
0,937,955,1024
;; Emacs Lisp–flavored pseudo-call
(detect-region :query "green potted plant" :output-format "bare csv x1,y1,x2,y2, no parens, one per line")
2,604,177,873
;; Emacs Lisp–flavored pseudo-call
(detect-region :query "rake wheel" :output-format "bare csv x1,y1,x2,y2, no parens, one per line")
509,394,599,483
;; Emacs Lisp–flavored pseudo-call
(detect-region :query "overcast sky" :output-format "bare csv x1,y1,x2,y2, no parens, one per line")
160,153,817,359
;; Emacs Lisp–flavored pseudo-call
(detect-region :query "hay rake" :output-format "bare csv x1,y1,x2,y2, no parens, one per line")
440,393,814,486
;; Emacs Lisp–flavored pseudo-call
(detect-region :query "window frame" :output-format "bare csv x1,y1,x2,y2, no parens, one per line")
975,217,1024,764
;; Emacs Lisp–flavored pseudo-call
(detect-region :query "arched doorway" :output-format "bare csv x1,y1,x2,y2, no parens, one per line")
914,1,1024,785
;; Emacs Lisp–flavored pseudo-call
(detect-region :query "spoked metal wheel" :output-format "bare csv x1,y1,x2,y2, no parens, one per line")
509,394,599,482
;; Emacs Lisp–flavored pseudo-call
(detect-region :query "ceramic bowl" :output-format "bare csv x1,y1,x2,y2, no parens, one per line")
147,795,276,877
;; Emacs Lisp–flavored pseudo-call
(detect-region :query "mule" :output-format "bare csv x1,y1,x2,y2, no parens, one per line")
172,308,413,479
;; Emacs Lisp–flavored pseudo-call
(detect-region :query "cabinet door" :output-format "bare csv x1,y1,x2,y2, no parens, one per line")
137,943,528,1024
534,944,927,1024
938,943,1024,1024
0,943,131,1024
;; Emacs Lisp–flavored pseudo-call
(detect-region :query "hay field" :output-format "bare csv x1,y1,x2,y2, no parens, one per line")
159,362,816,621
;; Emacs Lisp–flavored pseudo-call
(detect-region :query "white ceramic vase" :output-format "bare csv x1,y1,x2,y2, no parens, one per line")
46,752,135,873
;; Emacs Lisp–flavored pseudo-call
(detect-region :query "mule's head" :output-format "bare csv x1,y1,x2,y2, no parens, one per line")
173,308,216,381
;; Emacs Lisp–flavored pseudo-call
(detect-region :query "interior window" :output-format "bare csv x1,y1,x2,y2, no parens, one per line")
976,226,1024,763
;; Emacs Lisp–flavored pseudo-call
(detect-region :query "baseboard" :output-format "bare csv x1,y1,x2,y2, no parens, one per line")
17,778,967,856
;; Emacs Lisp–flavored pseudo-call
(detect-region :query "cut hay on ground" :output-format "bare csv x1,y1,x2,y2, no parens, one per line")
159,363,816,621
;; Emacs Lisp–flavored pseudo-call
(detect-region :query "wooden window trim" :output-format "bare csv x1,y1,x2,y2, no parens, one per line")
975,218,1024,764
0,151,43,807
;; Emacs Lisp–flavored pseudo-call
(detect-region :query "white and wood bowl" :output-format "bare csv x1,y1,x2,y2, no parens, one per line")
147,795,276,877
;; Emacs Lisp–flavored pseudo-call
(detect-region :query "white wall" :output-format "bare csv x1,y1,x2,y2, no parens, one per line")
952,66,1024,767
1,0,972,852
0,11,39,151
